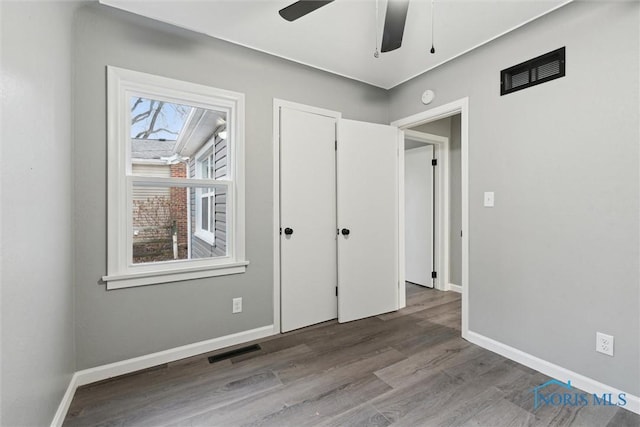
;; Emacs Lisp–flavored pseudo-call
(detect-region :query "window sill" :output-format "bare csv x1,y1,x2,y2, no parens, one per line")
102,261,249,290
194,230,216,246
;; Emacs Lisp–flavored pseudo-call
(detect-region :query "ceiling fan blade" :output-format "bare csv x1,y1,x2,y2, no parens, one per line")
381,0,410,53
279,0,335,22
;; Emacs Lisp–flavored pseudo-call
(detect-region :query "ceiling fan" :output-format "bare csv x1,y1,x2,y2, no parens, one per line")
278,0,414,54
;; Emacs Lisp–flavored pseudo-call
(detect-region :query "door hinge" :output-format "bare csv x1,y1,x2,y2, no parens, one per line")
335,140,337,150
279,227,282,235
432,159,438,166
335,286,338,296
431,271,437,279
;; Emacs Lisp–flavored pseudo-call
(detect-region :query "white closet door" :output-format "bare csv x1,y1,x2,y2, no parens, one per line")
405,145,434,287
337,119,400,323
280,107,337,332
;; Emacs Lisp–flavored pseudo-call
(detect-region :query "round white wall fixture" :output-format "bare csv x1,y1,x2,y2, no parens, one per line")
421,90,435,105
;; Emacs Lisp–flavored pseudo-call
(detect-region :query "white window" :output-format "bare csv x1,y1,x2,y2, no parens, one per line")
195,145,216,244
194,135,231,250
104,66,247,289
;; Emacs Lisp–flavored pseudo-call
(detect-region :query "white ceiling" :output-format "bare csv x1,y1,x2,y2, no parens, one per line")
100,0,571,89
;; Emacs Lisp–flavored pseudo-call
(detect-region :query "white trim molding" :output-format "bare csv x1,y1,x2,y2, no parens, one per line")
403,129,450,292
466,330,640,415
447,283,462,293
391,97,470,338
397,130,406,309
105,66,247,289
50,375,78,427
50,325,276,426
75,325,275,387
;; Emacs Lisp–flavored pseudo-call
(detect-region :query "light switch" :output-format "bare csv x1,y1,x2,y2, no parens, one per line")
484,192,495,207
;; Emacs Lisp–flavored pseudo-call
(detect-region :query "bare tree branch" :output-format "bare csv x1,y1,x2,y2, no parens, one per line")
131,99,191,140
131,109,152,126
131,97,144,112
131,99,157,126
137,101,165,139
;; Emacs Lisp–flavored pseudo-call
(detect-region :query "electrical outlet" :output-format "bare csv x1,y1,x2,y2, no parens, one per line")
596,332,614,356
232,297,242,313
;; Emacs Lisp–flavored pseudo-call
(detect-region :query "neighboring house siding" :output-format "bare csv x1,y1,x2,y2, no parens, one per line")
214,138,227,179
192,234,217,258
213,136,227,256
131,164,171,247
131,162,189,262
189,135,227,259
213,190,226,256
189,156,217,259
188,158,208,258
131,164,170,202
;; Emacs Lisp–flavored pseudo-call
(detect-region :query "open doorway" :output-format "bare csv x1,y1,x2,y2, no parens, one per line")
394,97,469,335
403,115,462,292
401,112,463,322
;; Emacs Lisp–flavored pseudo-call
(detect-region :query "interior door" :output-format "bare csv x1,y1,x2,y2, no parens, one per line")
404,145,434,287
337,119,400,323
280,107,337,332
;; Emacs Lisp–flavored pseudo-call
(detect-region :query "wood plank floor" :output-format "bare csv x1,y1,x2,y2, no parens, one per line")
64,284,638,426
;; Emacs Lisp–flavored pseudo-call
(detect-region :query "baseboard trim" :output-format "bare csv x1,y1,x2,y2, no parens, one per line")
466,330,640,415
51,325,276,426
75,325,276,386
50,373,78,427
447,283,462,293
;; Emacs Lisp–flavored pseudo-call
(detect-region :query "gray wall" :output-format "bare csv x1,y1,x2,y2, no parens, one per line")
412,117,451,139
74,3,389,369
4,3,638,422
390,1,639,395
1,1,78,425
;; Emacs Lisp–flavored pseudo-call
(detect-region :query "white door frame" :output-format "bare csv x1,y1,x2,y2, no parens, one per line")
404,130,450,292
272,99,341,334
391,97,470,338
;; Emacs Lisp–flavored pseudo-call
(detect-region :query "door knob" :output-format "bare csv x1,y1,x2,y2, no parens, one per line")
341,228,350,236
284,227,294,235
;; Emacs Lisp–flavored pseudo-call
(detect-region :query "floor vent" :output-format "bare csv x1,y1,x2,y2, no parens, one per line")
501,47,565,95
208,344,262,363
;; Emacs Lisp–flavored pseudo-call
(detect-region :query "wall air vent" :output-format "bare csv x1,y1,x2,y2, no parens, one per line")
501,47,565,96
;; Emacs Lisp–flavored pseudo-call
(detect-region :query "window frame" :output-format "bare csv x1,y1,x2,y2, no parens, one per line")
103,66,247,289
194,140,218,245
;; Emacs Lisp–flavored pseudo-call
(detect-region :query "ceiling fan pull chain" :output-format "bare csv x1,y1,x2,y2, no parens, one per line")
374,0,380,58
430,0,436,54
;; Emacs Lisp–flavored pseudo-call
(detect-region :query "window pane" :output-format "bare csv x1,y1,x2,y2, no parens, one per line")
193,185,228,259
132,184,228,264
130,97,191,140
208,154,216,179
213,188,228,257
129,96,228,179
201,196,209,231
200,158,209,179
214,139,228,180
209,195,215,232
